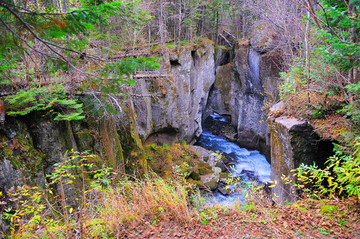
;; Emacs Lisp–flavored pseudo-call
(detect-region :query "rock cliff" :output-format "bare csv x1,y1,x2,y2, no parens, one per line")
204,42,280,158
268,103,334,203
0,111,132,200
0,40,216,195
133,40,215,145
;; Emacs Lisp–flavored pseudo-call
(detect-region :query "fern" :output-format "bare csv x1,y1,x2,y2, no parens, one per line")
5,83,84,121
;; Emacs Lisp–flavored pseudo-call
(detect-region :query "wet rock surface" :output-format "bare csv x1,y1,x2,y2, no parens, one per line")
204,42,281,158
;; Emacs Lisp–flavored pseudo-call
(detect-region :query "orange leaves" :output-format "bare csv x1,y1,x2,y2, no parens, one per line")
52,19,67,29
38,18,68,31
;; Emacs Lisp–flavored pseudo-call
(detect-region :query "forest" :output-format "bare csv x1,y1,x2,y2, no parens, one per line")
0,0,359,238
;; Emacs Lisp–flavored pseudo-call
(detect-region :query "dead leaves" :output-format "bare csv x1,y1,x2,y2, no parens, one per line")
112,198,360,238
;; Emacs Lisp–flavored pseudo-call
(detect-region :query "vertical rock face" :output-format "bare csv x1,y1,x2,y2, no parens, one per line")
204,42,280,157
236,47,268,152
0,112,131,199
0,39,284,198
0,40,216,196
268,110,333,203
133,40,216,145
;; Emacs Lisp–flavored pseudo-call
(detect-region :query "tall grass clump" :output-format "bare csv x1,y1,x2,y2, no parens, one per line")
100,176,191,230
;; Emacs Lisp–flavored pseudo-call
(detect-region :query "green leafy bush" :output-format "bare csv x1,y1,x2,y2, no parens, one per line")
295,144,360,199
2,150,113,237
2,149,195,238
279,59,307,100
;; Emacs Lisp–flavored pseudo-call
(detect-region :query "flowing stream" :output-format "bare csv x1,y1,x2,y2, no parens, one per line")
197,113,271,206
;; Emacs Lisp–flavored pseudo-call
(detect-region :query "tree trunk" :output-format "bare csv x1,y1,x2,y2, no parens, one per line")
177,0,182,52
305,9,311,103
348,1,358,83
159,0,165,47
215,9,219,45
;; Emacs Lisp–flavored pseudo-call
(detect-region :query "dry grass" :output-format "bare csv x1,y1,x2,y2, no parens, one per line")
97,176,192,235
5,174,360,238
281,89,356,145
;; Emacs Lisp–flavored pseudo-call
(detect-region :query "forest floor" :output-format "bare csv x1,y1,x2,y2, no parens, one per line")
117,197,360,239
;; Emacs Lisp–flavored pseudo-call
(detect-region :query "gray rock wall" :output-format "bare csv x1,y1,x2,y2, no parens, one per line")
133,41,216,145
0,111,130,200
268,104,333,203
0,41,216,196
204,42,280,157
0,39,285,199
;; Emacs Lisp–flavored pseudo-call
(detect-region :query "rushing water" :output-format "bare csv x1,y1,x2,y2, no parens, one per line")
197,113,271,205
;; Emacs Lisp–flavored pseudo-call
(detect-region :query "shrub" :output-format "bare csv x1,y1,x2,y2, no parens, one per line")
295,144,360,200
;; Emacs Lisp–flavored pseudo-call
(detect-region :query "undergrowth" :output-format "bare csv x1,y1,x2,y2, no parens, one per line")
2,142,360,238
1,147,360,238
0,149,198,238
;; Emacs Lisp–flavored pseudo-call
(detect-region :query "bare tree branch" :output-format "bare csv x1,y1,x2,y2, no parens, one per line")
0,0,108,62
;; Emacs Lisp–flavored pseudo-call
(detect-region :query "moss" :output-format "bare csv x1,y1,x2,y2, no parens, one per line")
99,117,124,172
0,131,46,178
197,161,213,175
320,204,338,216
189,171,201,181
126,101,148,176
216,45,227,50
214,45,228,62
144,142,212,180
295,205,309,213
75,129,95,152
204,180,218,191
195,38,215,48
187,179,206,189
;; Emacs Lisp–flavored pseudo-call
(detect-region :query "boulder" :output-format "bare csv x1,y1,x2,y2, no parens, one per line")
218,187,233,196
269,101,286,117
200,167,221,191
191,145,222,168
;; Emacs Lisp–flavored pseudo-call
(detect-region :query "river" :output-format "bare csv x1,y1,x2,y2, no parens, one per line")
196,113,271,205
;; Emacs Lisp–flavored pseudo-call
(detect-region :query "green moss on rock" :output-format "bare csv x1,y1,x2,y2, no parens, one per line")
144,142,213,183
0,131,45,178
197,161,213,175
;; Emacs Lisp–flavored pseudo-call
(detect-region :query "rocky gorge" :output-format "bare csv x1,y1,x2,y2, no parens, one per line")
0,39,334,203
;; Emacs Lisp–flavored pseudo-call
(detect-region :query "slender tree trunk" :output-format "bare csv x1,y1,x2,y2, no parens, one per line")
177,0,182,52
159,0,165,47
215,9,219,45
348,1,358,83
0,99,5,124
305,9,311,103
61,0,67,13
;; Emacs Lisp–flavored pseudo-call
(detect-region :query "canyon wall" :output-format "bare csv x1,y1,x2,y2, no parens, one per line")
0,40,216,194
132,40,215,145
204,42,281,158
268,103,334,203
0,39,332,204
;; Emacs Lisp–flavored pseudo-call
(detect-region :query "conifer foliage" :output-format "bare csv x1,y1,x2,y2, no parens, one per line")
0,0,159,120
